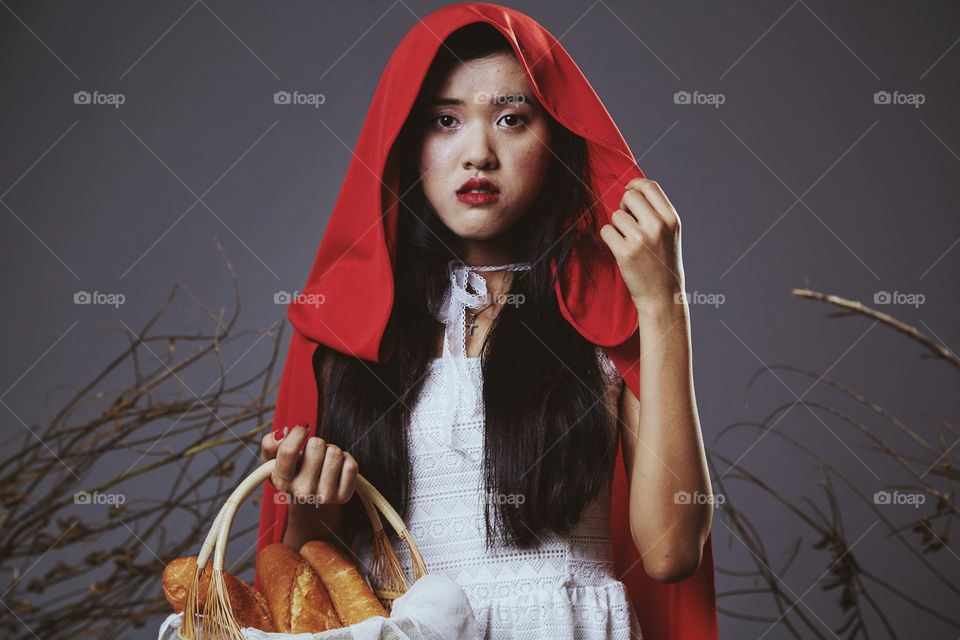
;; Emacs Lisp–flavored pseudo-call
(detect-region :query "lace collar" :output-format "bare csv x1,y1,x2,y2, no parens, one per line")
431,259,532,458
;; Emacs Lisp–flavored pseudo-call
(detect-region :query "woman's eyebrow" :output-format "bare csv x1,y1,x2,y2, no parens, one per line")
427,93,536,107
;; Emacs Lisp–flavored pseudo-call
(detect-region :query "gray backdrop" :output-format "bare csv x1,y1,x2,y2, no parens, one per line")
2,1,958,638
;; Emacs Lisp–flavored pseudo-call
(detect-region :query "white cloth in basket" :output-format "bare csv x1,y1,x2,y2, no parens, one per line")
156,574,481,640
355,345,643,640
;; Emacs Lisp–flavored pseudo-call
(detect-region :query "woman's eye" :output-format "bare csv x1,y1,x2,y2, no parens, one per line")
498,113,525,128
434,114,459,129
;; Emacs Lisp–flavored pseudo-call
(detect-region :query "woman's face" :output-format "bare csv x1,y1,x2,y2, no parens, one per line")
417,51,553,243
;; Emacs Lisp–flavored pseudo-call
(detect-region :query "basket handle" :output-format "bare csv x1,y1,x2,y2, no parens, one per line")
182,460,428,640
194,460,426,574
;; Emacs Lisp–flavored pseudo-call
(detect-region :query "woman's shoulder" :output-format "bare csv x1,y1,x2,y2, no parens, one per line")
594,345,621,386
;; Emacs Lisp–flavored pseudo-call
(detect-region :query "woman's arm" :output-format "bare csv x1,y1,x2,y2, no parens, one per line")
599,177,712,583
262,350,356,551
282,501,343,550
618,304,712,583
262,422,354,550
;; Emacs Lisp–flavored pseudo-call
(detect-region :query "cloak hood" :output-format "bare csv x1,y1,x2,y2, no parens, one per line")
256,3,718,637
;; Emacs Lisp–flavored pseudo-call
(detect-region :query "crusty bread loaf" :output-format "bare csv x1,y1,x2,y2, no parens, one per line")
162,556,207,613
300,540,387,625
161,555,276,632
257,543,343,633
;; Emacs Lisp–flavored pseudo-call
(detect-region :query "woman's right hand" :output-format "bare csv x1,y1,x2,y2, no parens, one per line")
259,424,359,508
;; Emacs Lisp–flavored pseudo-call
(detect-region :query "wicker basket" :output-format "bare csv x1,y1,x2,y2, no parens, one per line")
177,459,427,640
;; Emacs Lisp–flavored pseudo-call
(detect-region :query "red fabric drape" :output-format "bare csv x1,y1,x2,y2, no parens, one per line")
255,3,718,637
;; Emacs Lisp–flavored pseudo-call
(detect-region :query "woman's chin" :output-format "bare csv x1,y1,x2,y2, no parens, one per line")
449,226,507,242
437,208,513,239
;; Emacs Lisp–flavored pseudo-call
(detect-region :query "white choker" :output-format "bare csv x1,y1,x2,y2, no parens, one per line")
432,259,532,458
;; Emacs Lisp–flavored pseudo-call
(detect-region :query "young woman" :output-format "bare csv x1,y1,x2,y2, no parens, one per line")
257,4,718,639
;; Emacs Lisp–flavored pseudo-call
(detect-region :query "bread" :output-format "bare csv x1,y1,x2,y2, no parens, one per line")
300,540,387,625
161,555,276,632
161,542,382,633
256,543,343,633
162,556,207,613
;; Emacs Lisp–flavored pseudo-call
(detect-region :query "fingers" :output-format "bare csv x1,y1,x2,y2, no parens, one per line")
293,436,327,502
611,207,650,243
618,192,664,243
599,221,627,253
307,443,358,505
272,424,310,492
602,178,680,259
263,424,358,506
259,424,292,463
338,453,359,503
259,433,273,464
623,178,680,229
317,444,345,503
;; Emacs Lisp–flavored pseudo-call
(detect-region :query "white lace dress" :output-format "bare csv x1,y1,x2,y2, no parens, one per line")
356,347,643,640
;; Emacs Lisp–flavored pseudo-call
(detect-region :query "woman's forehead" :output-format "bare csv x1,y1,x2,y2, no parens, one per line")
423,53,538,107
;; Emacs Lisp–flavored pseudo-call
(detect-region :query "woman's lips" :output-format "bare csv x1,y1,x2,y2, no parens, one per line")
456,177,500,206
456,191,501,206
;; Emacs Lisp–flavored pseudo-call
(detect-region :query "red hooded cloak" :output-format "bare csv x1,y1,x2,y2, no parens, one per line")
255,3,719,638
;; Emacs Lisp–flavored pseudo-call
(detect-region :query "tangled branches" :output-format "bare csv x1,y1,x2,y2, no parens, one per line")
0,247,284,639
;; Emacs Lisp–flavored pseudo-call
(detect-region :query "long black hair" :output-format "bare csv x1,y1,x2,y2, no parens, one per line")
314,23,619,551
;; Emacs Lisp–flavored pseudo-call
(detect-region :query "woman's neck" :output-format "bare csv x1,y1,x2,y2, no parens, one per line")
466,270,516,305
433,251,527,359
460,238,521,268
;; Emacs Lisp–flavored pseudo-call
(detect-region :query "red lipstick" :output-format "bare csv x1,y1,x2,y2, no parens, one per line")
456,177,500,206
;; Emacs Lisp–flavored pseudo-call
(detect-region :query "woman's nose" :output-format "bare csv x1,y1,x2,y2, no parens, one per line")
461,125,498,170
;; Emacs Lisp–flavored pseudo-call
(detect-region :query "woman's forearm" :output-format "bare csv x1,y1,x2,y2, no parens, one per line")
627,303,713,580
281,502,343,550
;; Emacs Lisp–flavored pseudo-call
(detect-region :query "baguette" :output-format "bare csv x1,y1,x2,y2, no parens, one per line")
161,556,276,632
300,540,387,625
257,543,343,633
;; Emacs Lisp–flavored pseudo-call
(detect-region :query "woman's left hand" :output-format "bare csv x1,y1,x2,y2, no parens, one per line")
599,177,684,314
